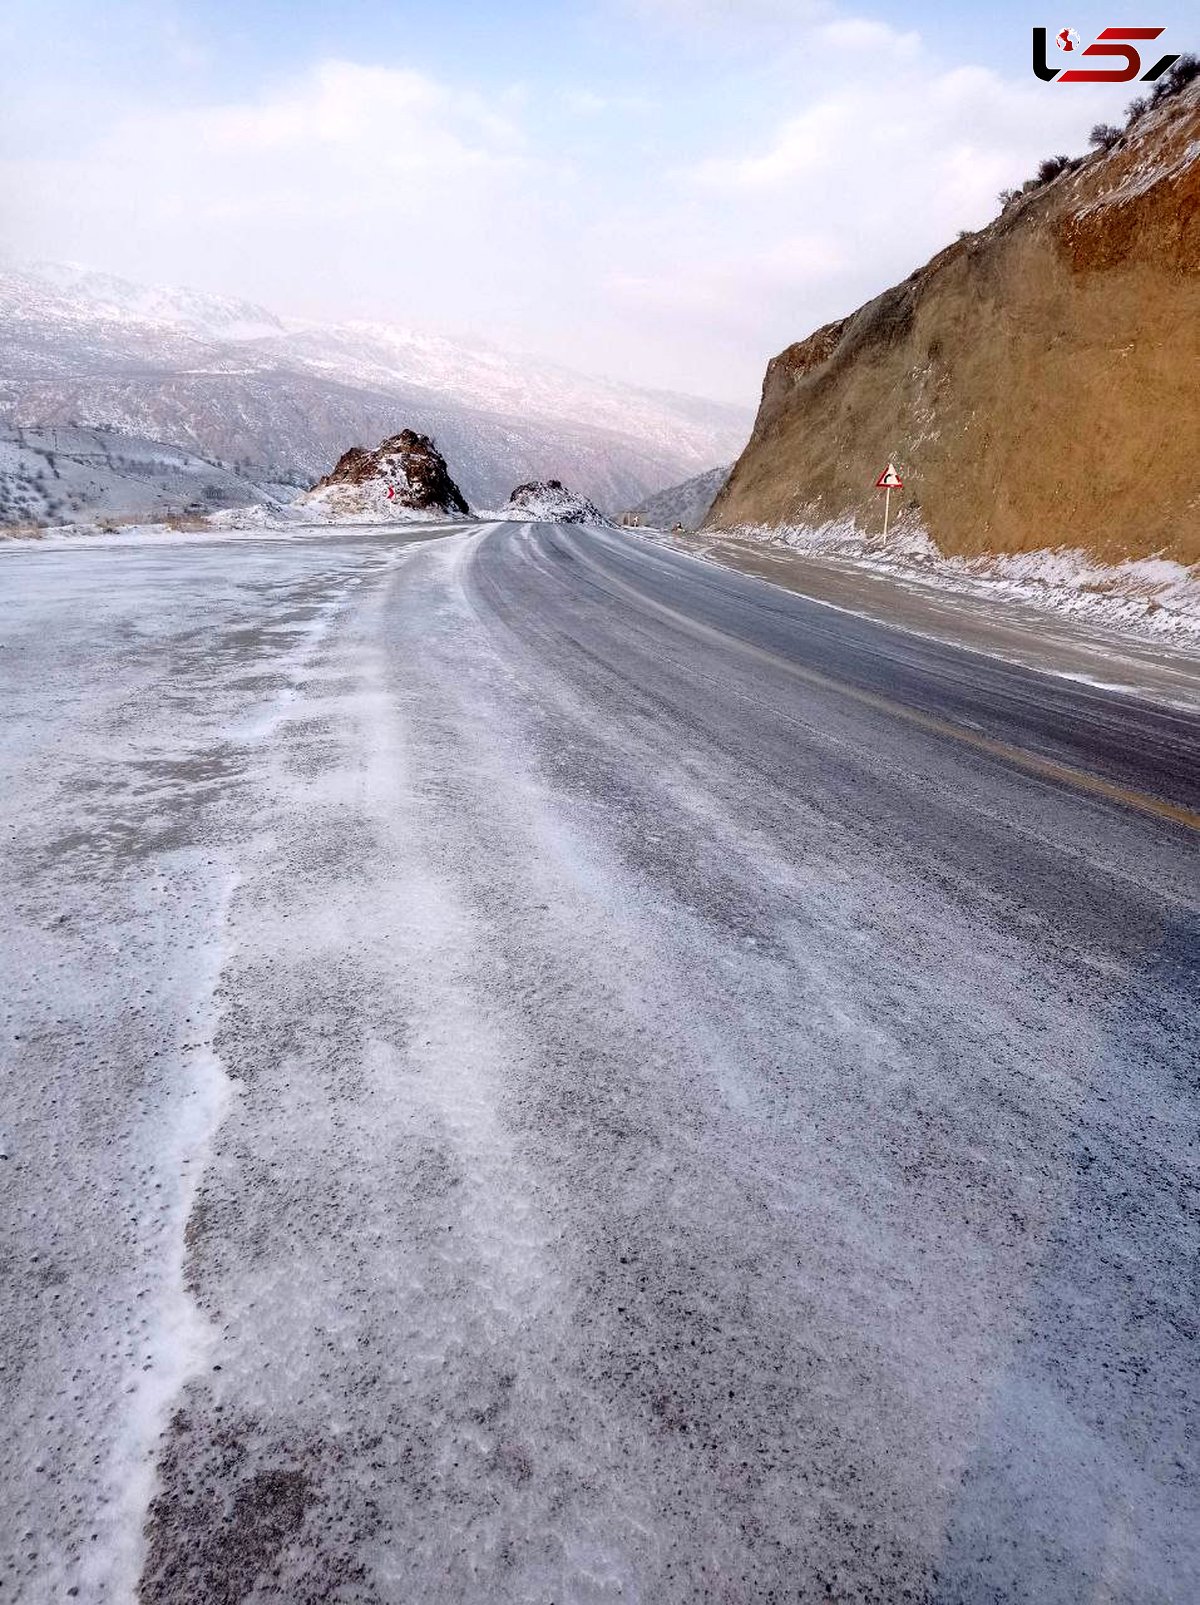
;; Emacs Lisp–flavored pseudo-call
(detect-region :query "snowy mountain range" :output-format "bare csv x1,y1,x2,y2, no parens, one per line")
0,263,750,510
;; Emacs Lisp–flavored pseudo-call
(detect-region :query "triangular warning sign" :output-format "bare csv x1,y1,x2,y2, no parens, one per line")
876,462,903,489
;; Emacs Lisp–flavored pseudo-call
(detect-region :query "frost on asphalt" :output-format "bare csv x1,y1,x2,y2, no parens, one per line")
1,523,1197,1604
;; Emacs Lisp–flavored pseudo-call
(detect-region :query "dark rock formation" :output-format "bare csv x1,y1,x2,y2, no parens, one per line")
311,430,469,515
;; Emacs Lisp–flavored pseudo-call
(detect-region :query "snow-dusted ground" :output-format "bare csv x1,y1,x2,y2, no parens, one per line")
0,424,290,528
0,528,421,1599
2,520,1197,1602
648,518,1200,710
693,523,1200,648
692,519,1200,644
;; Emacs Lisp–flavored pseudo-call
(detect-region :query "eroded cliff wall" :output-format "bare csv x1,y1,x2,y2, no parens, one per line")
707,83,1200,564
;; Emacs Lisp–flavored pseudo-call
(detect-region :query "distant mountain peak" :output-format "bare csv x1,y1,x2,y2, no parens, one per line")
0,261,752,512
12,260,286,341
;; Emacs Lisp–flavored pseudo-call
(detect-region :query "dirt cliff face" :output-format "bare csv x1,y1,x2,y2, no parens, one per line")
707,82,1200,564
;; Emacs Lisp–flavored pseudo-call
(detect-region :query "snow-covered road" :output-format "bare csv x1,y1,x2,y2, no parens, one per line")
2,521,1197,1603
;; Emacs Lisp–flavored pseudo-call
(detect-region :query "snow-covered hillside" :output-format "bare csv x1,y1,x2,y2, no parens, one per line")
631,463,730,529
0,263,751,511
0,423,291,527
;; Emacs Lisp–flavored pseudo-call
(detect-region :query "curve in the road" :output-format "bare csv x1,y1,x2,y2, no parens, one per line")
553,522,1200,831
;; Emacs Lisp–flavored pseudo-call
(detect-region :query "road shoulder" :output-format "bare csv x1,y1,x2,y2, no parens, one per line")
646,530,1200,712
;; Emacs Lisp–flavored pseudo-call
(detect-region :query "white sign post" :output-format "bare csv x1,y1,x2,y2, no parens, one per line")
875,462,903,537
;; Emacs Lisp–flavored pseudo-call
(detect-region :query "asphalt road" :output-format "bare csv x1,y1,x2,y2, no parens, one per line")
2,519,1197,1604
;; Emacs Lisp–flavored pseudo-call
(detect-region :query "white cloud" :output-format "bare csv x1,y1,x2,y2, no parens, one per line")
579,25,1129,395
101,59,525,192
690,57,1093,203
0,59,551,323
623,0,831,26
610,234,845,318
223,60,519,158
558,87,653,116
613,0,851,67
691,97,855,187
815,17,920,55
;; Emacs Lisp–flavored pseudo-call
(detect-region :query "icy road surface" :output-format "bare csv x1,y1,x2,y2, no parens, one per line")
2,520,1198,1604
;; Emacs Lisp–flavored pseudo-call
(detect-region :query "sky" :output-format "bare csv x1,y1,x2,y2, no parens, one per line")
0,0,1194,403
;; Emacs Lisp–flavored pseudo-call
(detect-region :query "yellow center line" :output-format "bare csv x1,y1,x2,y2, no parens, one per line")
569,529,1200,835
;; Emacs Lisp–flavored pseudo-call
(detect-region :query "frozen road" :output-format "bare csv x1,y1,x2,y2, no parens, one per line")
2,520,1198,1603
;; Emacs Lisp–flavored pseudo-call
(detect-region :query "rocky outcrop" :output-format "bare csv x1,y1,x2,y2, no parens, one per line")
300,430,469,521
707,79,1200,565
497,479,610,525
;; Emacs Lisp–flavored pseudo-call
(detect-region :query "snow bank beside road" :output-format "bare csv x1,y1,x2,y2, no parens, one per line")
0,507,476,547
699,518,1200,645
